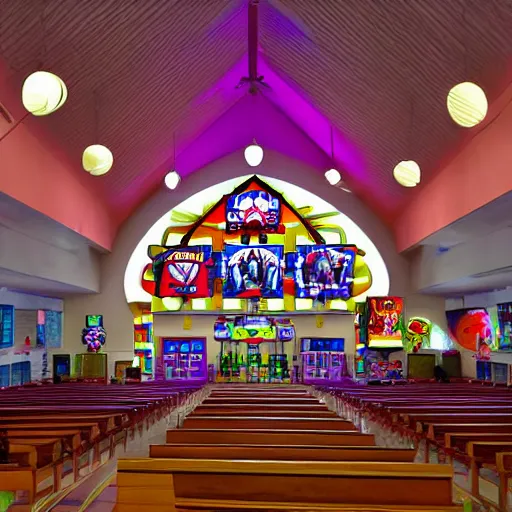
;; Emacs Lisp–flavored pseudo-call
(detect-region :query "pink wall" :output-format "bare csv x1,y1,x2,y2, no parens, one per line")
395,83,512,252
0,61,115,251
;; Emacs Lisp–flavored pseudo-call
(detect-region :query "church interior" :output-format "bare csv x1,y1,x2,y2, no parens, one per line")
1,0,512,510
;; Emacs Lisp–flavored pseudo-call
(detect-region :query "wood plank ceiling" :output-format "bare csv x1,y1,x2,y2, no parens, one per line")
0,0,511,222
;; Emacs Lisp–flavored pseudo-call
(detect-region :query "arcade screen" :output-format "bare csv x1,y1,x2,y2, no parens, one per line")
86,315,103,328
163,338,204,354
290,245,356,302
163,340,179,353
226,190,280,233
150,245,215,298
301,338,345,352
223,245,283,298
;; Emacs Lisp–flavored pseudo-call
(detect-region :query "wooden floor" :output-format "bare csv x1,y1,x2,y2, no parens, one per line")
116,384,463,511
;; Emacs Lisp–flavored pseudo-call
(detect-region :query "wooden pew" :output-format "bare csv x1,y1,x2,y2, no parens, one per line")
466,441,512,497
5,429,82,452
0,382,203,507
496,451,512,511
9,438,62,468
202,397,319,405
189,408,336,417
445,432,512,451
405,412,512,428
182,416,354,430
426,423,512,441
116,458,461,511
149,443,416,462
167,428,374,446
194,403,329,412
0,421,101,442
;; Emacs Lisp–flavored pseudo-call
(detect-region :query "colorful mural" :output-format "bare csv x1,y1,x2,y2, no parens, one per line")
367,297,404,348
497,302,512,351
446,308,495,352
403,317,432,353
129,176,387,314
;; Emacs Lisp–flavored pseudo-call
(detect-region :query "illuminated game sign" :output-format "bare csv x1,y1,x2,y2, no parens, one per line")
226,190,281,233
291,245,356,302
223,245,283,298
214,316,295,344
149,245,215,298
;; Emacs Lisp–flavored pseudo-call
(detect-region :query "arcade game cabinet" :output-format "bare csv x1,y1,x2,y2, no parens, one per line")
159,338,206,381
301,338,346,383
75,315,108,383
134,313,154,377
53,354,71,383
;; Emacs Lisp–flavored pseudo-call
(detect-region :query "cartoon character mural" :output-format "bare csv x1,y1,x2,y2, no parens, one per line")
226,190,281,233
403,317,432,353
368,359,403,381
223,246,283,298
144,246,215,298
81,315,107,353
367,297,404,347
139,176,375,313
291,246,356,304
446,308,494,352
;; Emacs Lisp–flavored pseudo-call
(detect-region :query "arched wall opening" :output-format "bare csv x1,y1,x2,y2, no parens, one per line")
124,174,391,306
61,150,446,376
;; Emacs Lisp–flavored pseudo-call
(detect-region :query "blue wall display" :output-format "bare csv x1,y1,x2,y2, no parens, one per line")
0,306,14,350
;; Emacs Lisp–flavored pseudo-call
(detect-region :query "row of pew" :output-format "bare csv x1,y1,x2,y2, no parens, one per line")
323,382,512,510
0,381,203,509
117,385,463,511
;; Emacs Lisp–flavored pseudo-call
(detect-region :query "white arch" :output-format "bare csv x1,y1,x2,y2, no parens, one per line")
124,174,390,304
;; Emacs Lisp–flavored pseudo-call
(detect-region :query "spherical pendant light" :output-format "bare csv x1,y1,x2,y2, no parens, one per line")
82,145,114,176
164,170,181,190
447,82,488,128
22,71,67,116
325,168,341,185
244,141,264,167
393,160,421,187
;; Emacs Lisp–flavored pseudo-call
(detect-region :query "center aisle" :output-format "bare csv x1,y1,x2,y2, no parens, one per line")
116,384,463,511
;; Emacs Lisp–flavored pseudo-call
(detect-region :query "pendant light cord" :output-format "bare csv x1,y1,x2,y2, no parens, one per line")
330,125,334,161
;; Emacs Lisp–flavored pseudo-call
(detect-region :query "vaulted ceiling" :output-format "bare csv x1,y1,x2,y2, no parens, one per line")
1,0,511,230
